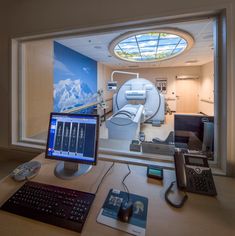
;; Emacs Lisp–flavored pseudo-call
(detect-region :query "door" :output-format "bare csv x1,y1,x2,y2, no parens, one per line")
176,79,199,113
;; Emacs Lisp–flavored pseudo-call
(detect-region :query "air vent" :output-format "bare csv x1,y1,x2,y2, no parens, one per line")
203,34,213,40
94,46,102,49
128,65,139,68
185,60,198,64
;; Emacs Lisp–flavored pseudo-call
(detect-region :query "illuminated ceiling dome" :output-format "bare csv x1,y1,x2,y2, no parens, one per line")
110,29,194,62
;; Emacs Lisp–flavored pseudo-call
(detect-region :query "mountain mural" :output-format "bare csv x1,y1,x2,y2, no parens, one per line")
53,41,97,112
54,78,96,112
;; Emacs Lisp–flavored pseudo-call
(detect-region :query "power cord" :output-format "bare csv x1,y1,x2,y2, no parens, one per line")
94,162,115,195
122,164,131,202
164,181,188,208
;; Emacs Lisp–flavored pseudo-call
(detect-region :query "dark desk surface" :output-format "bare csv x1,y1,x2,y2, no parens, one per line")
0,153,235,236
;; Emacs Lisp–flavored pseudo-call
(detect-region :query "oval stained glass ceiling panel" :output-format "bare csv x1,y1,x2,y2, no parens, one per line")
112,31,192,62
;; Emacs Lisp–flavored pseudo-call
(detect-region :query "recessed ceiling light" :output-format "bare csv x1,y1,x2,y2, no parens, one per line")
94,46,102,49
203,34,213,40
185,60,198,64
128,65,139,68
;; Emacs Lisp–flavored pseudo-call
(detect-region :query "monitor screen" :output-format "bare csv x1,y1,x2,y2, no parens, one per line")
174,114,214,159
46,113,99,165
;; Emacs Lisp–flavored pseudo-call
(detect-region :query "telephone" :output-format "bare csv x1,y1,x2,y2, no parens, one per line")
174,151,217,196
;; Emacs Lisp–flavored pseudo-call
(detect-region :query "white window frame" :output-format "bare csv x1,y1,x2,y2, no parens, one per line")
10,11,228,174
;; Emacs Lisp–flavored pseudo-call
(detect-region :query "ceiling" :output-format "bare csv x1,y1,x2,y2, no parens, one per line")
56,18,214,69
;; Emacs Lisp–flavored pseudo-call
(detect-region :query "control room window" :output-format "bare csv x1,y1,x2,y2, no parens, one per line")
11,15,225,170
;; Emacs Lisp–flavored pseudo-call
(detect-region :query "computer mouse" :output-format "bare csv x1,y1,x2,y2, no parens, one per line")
117,200,133,222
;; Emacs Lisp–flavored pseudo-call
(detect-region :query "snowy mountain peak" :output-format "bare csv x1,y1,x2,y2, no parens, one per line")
54,79,96,112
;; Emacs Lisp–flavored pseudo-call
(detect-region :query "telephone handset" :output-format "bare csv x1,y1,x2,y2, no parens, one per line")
174,151,217,196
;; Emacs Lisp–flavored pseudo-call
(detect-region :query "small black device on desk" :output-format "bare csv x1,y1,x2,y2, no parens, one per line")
118,200,133,222
147,165,163,180
97,189,149,236
0,181,95,233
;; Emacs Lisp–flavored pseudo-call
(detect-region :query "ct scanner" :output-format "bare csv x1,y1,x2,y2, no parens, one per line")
106,71,165,140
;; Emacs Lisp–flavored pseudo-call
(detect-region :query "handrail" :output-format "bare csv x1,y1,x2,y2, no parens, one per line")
63,97,113,114
200,99,214,104
63,101,98,114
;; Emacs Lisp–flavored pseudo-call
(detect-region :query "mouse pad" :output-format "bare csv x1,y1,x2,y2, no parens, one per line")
97,189,148,236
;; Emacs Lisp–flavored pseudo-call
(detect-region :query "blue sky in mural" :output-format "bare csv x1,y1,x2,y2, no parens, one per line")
53,42,97,112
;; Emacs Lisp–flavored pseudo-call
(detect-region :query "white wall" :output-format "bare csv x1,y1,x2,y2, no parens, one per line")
199,61,214,116
24,40,54,137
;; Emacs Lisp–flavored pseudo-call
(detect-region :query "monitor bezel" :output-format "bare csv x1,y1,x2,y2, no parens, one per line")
45,112,99,166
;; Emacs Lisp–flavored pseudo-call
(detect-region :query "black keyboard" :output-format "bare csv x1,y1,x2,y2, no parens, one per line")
0,181,95,233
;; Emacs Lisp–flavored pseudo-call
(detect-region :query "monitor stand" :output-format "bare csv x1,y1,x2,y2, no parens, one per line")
54,161,92,180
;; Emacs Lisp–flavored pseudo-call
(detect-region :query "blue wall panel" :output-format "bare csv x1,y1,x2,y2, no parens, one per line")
53,42,97,112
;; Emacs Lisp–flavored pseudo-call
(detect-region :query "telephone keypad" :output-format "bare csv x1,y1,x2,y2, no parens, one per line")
174,152,217,196
185,167,217,196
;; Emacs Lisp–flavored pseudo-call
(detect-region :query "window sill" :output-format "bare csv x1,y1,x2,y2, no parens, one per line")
12,139,225,176
98,153,174,169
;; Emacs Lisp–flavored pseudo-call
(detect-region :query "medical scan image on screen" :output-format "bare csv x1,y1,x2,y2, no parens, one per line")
47,113,98,163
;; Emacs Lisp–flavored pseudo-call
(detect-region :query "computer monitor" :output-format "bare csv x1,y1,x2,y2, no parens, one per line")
174,114,214,159
46,112,99,179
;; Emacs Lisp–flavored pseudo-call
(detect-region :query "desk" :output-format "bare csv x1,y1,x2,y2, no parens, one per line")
0,153,235,236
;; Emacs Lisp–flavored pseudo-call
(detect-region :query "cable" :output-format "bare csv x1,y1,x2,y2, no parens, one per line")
94,162,115,195
164,181,188,208
122,164,131,202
